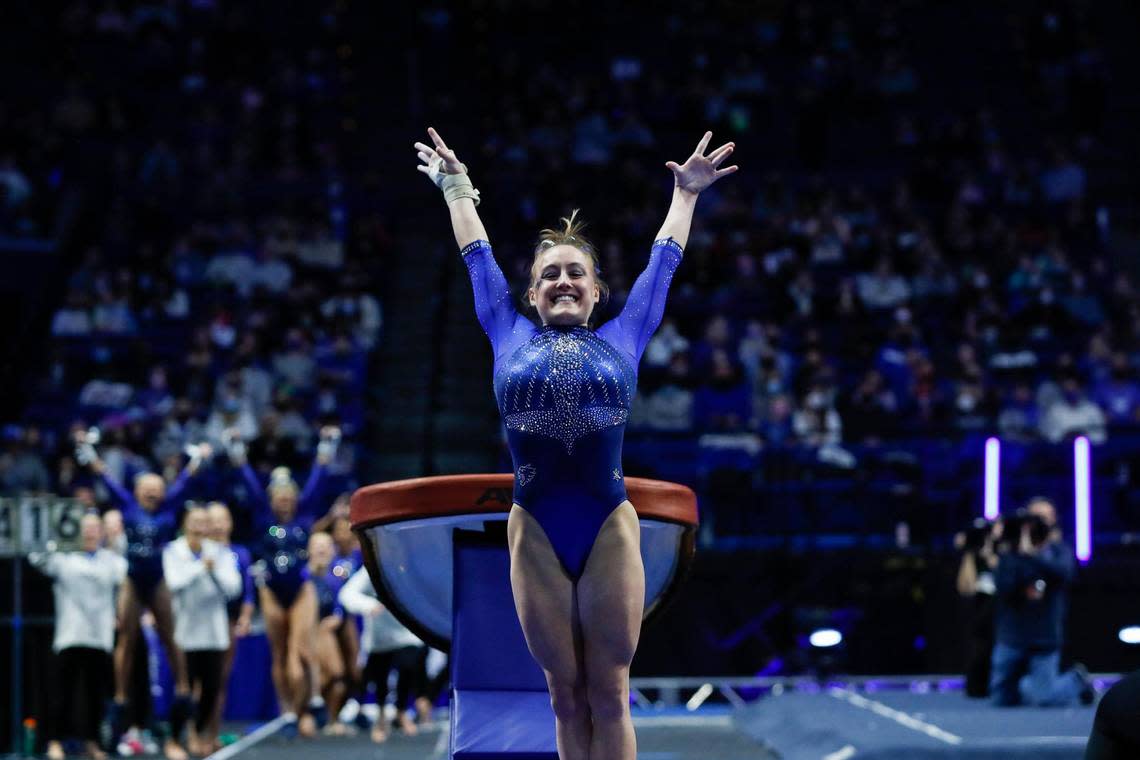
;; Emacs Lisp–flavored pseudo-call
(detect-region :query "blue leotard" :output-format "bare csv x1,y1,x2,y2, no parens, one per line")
241,462,327,607
225,543,255,621
330,548,361,586
100,470,192,601
307,566,344,620
463,236,682,578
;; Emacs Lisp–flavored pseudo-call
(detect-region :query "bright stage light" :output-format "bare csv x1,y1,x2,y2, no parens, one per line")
984,437,1000,520
1118,626,1140,645
1074,436,1091,563
809,629,843,648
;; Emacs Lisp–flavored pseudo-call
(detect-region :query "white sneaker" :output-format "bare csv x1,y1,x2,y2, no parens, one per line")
139,730,159,755
339,698,360,724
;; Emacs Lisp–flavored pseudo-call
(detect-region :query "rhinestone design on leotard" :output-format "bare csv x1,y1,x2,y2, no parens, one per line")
496,326,635,454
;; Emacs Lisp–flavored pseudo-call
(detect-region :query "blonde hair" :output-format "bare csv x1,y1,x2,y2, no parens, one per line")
526,210,610,320
268,466,298,499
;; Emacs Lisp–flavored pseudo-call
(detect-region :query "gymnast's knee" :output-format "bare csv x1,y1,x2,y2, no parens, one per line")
586,679,628,723
547,679,589,723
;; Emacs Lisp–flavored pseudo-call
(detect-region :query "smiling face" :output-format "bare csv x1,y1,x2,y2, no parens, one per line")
183,508,209,551
308,531,334,570
206,502,232,542
80,513,103,553
270,484,298,523
528,245,601,327
134,473,166,512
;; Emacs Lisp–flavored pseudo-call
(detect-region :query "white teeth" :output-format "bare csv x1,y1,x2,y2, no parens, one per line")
554,295,577,303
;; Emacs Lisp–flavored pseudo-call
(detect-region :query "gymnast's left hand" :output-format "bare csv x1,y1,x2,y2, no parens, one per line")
665,131,738,194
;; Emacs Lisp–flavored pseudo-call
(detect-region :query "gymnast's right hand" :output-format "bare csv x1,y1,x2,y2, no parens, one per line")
414,127,467,186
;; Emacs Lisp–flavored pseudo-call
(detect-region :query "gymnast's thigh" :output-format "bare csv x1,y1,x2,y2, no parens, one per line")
577,501,645,672
507,504,583,683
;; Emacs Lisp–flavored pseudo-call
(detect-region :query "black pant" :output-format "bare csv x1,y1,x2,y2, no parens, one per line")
1086,670,1140,759
48,647,112,742
964,595,995,698
362,646,427,714
185,650,224,734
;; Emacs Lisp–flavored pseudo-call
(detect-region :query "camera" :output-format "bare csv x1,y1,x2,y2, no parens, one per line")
998,508,1051,551
962,517,995,553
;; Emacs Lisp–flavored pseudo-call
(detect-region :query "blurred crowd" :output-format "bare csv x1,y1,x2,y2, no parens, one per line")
2,0,389,502
411,0,1130,451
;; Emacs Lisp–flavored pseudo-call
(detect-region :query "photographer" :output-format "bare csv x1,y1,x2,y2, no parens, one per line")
955,518,1000,698
990,497,1093,707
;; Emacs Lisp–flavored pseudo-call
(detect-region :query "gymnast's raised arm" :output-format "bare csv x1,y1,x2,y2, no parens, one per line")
414,127,488,248
657,131,737,248
415,126,520,354
602,131,738,361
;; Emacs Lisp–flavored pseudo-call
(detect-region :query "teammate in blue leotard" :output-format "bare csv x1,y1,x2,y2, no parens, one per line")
416,127,736,760
310,502,366,729
75,433,210,760
305,531,355,733
225,426,338,736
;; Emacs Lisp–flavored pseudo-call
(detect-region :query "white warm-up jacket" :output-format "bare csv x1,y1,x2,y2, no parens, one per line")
162,537,242,651
337,566,423,654
30,548,127,653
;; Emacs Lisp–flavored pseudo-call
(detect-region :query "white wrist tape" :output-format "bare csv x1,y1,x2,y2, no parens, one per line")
441,172,481,206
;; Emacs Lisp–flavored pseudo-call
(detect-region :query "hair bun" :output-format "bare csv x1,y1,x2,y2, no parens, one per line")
270,466,293,484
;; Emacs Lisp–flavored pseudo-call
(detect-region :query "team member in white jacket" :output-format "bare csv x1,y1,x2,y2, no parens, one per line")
337,566,428,743
162,505,241,755
30,512,127,760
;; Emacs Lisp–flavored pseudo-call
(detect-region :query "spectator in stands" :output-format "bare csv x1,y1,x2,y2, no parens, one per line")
793,383,842,447
952,370,992,432
320,274,383,350
51,290,93,337
642,317,689,371
1040,372,1107,444
1094,354,1140,427
693,350,751,432
857,256,911,310
205,394,259,447
30,513,126,760
758,393,795,446
274,329,318,393
0,424,51,494
998,381,1041,442
92,287,137,334
690,315,735,374
637,352,695,432
1039,147,1086,204
153,398,206,465
248,409,304,474
844,369,898,444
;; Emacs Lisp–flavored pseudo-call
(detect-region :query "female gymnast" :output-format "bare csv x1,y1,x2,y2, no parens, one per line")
415,126,736,759
226,426,337,736
74,434,210,760
304,531,353,734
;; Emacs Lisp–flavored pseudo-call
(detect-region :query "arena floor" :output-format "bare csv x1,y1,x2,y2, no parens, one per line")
203,692,1098,760
218,708,772,760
